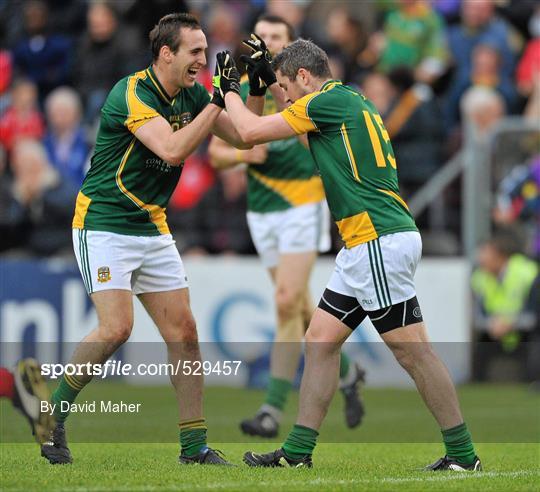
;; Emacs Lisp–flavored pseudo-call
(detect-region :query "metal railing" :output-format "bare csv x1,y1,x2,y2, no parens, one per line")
408,116,540,259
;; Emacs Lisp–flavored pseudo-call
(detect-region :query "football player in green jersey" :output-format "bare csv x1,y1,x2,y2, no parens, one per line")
41,13,260,466
209,15,365,439
213,40,481,471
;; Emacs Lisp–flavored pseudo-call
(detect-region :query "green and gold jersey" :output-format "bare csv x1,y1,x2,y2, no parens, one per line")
281,80,417,249
72,66,210,236
240,78,324,213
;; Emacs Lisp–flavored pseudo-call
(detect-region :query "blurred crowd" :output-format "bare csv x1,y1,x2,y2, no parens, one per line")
0,0,538,260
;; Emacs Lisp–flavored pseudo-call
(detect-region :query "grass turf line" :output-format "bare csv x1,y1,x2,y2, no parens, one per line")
1,384,538,490
1,443,538,491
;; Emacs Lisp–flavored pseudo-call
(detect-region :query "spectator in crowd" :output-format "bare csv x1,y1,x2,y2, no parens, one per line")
206,3,242,67
45,0,88,38
265,0,308,39
11,0,72,102
494,0,538,41
0,43,12,100
43,87,89,187
432,0,461,25
516,6,540,120
0,79,44,153
494,156,540,261
176,166,254,256
369,0,449,85
360,71,394,116
471,234,539,381
0,25,13,115
369,67,444,197
446,0,521,128
446,41,518,127
0,146,18,251
460,85,506,141
118,0,189,46
2,139,77,256
325,6,370,84
74,1,146,125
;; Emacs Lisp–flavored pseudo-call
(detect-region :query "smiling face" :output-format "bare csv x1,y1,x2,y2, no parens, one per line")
169,27,208,88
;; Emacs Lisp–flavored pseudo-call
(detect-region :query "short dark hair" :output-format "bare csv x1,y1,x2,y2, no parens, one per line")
255,14,295,42
149,13,201,61
272,39,332,81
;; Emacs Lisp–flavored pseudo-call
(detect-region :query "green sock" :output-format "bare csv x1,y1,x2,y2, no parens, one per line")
51,374,88,423
442,422,476,464
265,377,292,411
179,418,207,457
282,424,319,459
339,352,350,379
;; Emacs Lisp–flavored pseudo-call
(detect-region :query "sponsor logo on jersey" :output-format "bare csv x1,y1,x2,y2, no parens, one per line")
145,158,173,173
170,112,192,129
97,266,112,283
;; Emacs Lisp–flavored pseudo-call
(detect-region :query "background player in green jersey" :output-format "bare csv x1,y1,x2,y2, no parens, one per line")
208,15,365,439
41,13,260,466
213,40,482,470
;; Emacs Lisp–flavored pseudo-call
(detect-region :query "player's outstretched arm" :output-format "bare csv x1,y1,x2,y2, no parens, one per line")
134,104,222,166
212,50,296,146
210,50,265,148
224,92,295,145
208,136,267,170
211,110,258,149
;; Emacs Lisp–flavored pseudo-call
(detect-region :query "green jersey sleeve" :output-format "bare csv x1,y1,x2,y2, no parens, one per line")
123,72,161,133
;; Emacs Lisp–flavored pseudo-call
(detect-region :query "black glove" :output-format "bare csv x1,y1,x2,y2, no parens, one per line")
241,55,266,96
212,51,240,100
240,33,277,89
211,85,225,108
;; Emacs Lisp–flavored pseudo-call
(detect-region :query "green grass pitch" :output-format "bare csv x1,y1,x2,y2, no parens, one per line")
1,383,539,491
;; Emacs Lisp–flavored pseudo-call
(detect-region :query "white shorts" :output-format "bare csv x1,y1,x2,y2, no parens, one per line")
326,231,422,311
72,229,188,295
246,200,331,268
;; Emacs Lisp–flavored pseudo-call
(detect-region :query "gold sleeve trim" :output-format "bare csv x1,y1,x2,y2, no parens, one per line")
125,71,160,133
280,92,320,134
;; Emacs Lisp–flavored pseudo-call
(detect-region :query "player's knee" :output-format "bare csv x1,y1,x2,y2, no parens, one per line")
99,319,133,345
162,316,198,344
389,342,435,373
304,324,341,355
392,347,415,373
275,286,303,320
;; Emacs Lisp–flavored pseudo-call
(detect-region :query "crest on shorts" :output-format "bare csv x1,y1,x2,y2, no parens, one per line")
97,266,112,283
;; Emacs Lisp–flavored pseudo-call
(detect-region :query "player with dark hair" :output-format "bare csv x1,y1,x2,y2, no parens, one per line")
209,14,365,439
41,12,257,466
212,38,482,471
0,359,55,443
